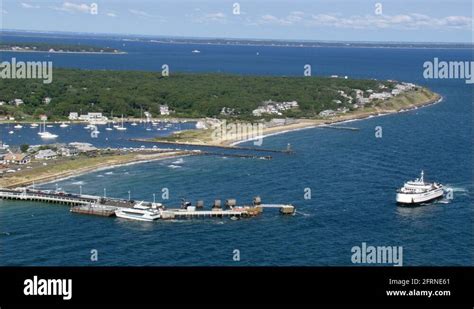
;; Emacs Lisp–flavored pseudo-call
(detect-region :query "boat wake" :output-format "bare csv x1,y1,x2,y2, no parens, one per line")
172,158,184,165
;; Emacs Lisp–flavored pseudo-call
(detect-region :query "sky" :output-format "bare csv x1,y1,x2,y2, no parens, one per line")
0,0,472,43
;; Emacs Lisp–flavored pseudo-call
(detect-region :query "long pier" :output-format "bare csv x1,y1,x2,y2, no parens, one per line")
0,188,97,206
0,188,295,220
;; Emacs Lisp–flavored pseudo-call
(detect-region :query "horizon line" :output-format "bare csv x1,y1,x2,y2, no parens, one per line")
1,28,473,46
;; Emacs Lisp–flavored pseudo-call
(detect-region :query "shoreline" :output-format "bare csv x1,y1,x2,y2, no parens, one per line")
231,95,443,146
0,49,127,55
0,89,442,189
34,153,192,189
2,151,193,189
148,89,442,147
28,93,442,188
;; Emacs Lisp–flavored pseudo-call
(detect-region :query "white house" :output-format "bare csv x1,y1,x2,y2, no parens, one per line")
68,112,79,120
12,99,24,106
59,146,79,157
35,149,58,160
159,105,170,116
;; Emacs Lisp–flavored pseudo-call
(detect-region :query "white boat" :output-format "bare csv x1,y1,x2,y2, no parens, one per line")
191,49,201,53
37,120,58,139
116,115,127,131
396,171,444,205
13,124,23,129
115,203,161,221
59,122,69,128
40,131,58,139
131,122,138,126
30,123,39,128
8,130,14,134
105,127,113,131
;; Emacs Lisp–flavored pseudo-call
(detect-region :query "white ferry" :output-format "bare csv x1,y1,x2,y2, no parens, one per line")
396,171,444,205
115,201,163,221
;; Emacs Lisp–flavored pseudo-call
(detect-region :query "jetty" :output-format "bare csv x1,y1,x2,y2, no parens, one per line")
129,138,295,154
319,125,360,131
0,188,295,220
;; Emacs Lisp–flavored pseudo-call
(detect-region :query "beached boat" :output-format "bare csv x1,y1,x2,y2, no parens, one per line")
396,171,444,205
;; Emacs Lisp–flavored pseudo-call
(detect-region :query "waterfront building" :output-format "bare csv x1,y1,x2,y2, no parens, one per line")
35,149,58,160
3,153,31,165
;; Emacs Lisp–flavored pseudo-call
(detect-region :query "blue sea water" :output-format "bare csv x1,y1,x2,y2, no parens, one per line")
0,35,472,265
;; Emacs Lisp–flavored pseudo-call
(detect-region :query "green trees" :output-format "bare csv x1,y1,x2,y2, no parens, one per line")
0,68,393,119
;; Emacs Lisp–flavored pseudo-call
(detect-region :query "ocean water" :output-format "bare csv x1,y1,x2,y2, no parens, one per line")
0,35,472,265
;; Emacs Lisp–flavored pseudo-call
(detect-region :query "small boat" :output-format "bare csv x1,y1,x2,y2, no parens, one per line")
105,127,113,131
131,122,138,126
59,122,69,128
40,131,58,139
8,130,14,134
30,123,39,128
46,125,54,128
191,49,201,53
396,171,444,205
13,124,23,129
116,115,127,131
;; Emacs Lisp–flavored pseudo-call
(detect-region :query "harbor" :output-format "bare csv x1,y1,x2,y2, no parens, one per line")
0,188,296,221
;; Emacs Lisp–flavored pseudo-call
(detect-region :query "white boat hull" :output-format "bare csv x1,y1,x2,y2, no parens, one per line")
115,209,160,221
396,188,444,205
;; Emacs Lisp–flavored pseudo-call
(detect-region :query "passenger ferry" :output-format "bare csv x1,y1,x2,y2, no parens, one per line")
396,171,444,205
115,201,162,221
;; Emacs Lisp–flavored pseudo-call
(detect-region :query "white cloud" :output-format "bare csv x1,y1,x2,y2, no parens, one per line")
252,11,472,31
129,9,152,18
309,13,473,30
193,12,227,24
21,3,40,9
53,2,92,13
128,9,165,22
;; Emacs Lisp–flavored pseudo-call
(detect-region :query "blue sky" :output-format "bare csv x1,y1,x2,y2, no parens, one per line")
0,0,472,42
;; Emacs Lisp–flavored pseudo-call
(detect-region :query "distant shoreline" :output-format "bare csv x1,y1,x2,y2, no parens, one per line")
0,49,127,55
